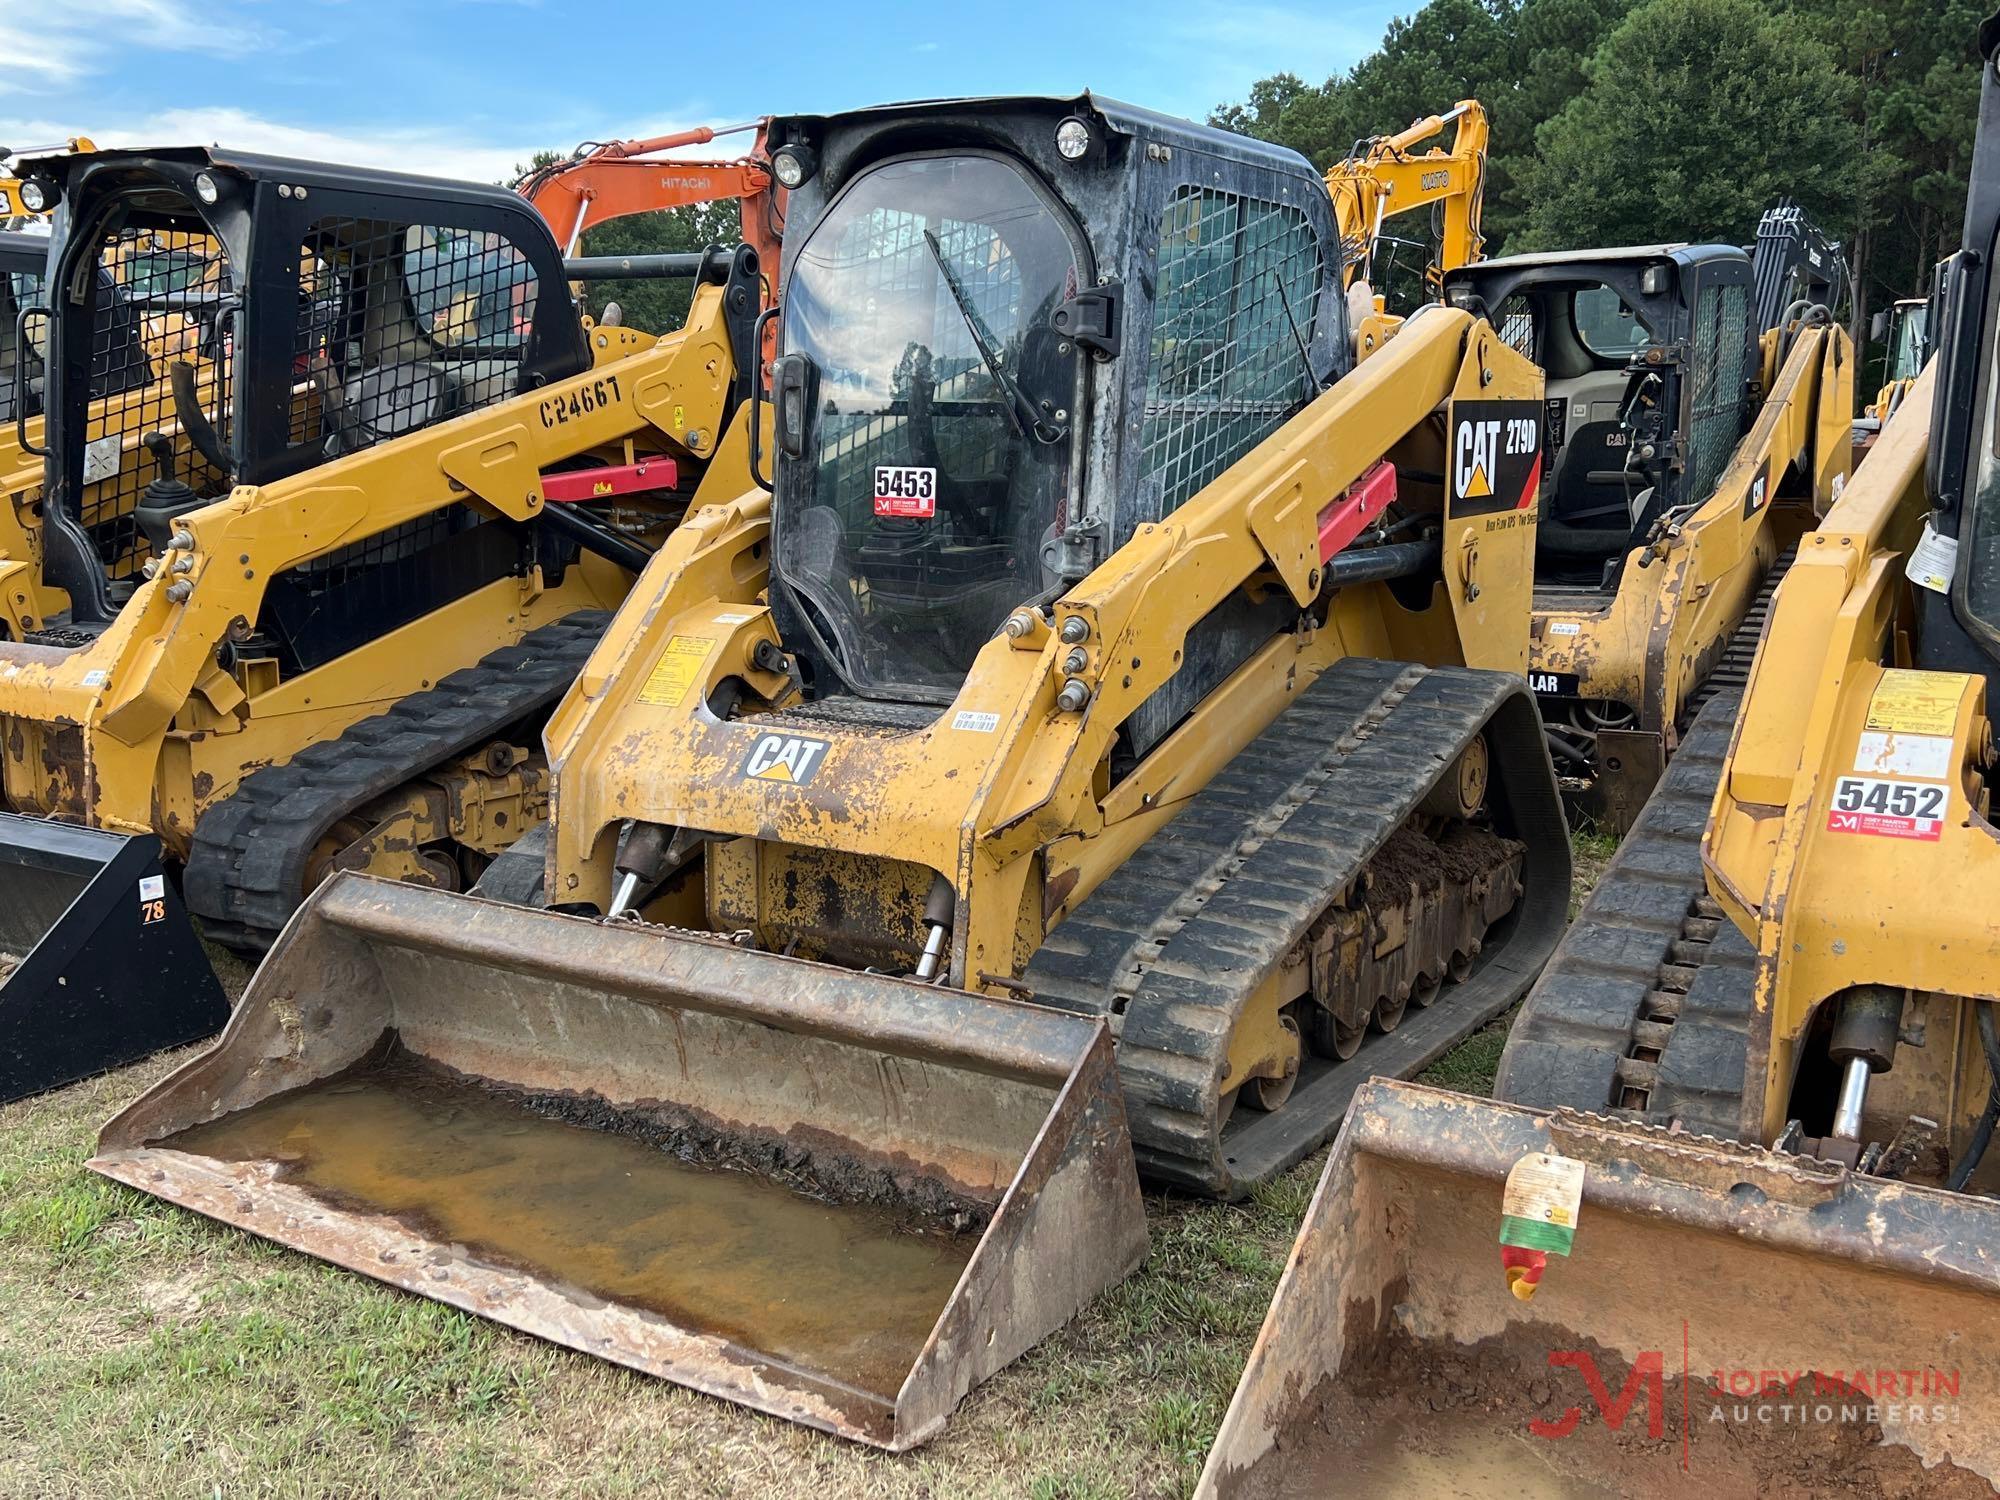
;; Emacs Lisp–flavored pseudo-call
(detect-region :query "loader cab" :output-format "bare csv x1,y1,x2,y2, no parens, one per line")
762,96,1346,748
21,146,589,630
0,230,48,422
1445,245,1756,583
1879,299,1930,386
1,227,156,425
1923,14,2000,687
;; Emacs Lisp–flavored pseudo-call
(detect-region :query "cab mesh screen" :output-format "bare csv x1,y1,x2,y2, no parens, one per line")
278,217,539,592
1139,188,1321,516
80,226,231,578
289,217,537,460
815,207,1021,549
1686,282,1750,502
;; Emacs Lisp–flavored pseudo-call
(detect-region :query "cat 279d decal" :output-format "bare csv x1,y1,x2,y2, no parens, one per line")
1448,400,1543,517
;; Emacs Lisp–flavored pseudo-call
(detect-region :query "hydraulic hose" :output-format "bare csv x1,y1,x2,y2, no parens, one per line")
1946,1000,2000,1192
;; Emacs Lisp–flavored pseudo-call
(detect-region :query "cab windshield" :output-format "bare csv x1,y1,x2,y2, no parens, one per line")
1887,305,1929,383
776,153,1082,699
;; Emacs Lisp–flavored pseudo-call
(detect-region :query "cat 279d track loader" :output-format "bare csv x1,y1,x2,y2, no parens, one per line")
1197,17,2000,1496
1448,216,1853,830
0,145,763,1099
96,95,1570,1449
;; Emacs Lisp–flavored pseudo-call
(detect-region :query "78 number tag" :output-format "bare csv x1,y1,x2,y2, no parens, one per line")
874,465,937,519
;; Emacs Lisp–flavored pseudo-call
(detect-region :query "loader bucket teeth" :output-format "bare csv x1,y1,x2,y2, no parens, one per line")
92,873,1149,1451
0,813,228,1102
1197,1080,2000,1498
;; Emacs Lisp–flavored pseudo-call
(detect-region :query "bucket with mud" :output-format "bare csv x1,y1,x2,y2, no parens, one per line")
92,871,1148,1450
0,812,227,1101
1197,1079,2000,1498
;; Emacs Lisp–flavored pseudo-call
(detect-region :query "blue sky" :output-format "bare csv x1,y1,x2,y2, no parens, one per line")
2,0,1402,183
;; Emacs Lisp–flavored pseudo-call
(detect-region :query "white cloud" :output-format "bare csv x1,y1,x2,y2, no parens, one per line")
2,105,739,187
1,1,273,99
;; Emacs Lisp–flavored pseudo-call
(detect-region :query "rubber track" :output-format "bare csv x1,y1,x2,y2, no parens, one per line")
1494,690,1755,1139
1682,543,1795,724
1023,657,1571,1198
184,611,609,951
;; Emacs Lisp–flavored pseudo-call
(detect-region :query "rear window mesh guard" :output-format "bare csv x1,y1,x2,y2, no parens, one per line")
1138,188,1323,517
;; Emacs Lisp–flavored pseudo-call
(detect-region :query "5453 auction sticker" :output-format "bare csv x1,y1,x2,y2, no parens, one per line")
1826,775,1948,841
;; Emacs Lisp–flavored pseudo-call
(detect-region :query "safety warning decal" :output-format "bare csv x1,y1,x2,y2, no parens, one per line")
874,465,938,519
635,635,715,707
742,732,830,785
1825,775,1947,841
1864,669,1961,737
1449,400,1542,517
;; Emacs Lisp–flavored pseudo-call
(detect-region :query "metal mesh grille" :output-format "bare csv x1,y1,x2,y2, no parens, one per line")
276,217,539,598
1686,282,1749,501
1139,188,1321,515
2,265,48,420
1496,294,1535,358
812,206,1033,606
816,207,1020,543
80,227,230,578
292,217,537,460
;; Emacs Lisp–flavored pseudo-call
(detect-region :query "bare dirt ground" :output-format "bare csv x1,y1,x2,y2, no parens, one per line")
0,845,1613,1499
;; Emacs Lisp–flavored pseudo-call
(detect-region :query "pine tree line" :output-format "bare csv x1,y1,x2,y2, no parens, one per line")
1211,0,1984,363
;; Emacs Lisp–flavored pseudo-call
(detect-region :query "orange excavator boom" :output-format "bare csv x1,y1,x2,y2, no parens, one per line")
517,119,783,283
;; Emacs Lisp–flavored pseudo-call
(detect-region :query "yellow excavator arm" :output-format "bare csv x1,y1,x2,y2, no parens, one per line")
1325,100,1488,299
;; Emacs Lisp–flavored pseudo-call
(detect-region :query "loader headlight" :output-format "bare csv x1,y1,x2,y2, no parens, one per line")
194,171,220,205
771,144,816,190
17,175,54,213
1055,117,1092,160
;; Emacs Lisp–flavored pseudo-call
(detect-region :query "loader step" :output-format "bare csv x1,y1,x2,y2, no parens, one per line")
1494,691,1754,1137
185,611,610,951
1023,658,1570,1198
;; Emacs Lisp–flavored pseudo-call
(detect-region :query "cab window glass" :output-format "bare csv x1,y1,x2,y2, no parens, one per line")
402,226,536,349
1573,286,1648,360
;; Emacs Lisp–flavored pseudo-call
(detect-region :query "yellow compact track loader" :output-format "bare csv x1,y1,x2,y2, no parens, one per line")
1197,19,2000,1495
0,145,764,1099
96,95,1572,1448
1446,218,1853,830
1857,292,1934,451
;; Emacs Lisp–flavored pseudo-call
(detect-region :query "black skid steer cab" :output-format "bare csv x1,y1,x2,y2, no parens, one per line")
0,229,50,422
0,145,636,1103
1446,242,1771,581
1440,205,1851,827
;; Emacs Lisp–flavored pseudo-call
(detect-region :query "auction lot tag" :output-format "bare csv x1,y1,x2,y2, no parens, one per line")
1905,519,1958,595
1500,1152,1585,1252
1825,774,1947,841
874,465,938,518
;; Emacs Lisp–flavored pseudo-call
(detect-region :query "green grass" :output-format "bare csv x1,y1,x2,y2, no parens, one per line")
0,830,1612,1497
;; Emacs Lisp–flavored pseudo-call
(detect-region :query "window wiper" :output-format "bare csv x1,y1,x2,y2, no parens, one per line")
922,230,1066,445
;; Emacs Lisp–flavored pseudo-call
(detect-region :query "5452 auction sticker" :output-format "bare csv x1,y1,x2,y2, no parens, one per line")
1825,775,1948,841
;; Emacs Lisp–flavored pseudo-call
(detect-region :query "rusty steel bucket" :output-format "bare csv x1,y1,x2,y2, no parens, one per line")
1197,1079,2000,1499
93,872,1148,1450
